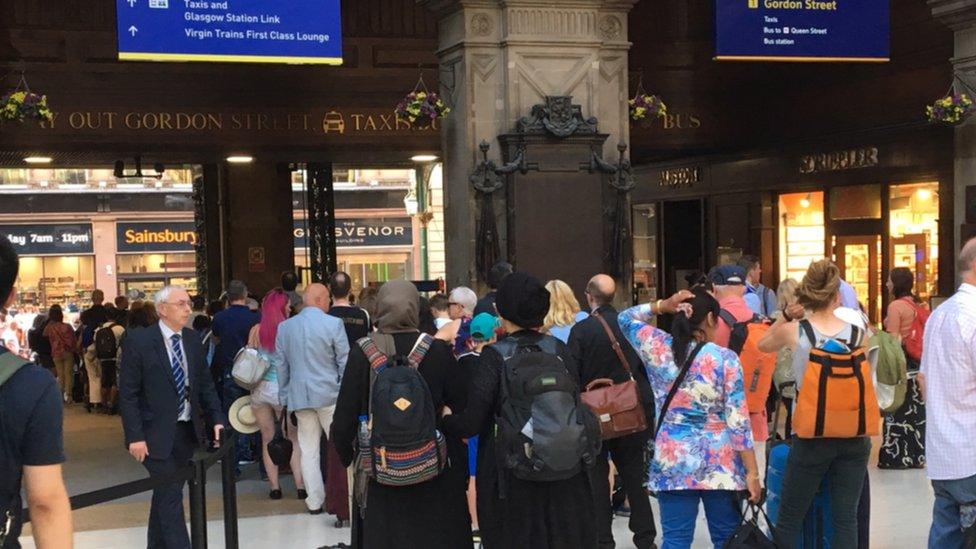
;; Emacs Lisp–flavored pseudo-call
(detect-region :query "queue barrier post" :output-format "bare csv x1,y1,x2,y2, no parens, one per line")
220,431,239,549
189,458,208,549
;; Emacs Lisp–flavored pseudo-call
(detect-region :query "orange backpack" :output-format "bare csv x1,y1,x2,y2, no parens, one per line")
793,320,880,439
718,311,776,415
739,321,776,415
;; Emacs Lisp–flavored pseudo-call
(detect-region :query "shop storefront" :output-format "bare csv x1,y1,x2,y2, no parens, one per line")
0,223,96,309
632,130,955,325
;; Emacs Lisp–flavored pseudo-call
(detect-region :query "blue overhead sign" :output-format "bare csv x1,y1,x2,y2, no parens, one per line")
117,0,342,65
715,0,889,62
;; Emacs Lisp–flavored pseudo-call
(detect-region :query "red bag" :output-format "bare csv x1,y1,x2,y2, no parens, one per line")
900,297,929,362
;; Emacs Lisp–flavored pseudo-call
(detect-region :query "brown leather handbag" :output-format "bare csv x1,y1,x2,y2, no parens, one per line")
580,312,648,440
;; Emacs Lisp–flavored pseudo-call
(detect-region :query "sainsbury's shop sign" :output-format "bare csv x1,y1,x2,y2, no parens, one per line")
0,224,94,255
117,221,197,253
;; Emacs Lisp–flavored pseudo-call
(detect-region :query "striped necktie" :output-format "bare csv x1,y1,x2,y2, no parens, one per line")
170,333,187,418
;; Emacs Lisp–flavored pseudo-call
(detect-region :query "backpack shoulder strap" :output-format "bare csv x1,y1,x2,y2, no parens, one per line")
406,333,435,370
491,338,518,361
0,352,27,388
799,319,817,348
356,337,389,374
718,309,737,328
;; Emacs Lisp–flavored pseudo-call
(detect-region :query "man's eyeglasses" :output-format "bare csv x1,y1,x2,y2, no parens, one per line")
162,300,192,309
448,302,461,307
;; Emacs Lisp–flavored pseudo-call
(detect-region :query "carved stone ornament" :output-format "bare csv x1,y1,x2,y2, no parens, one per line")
517,96,598,138
471,13,493,37
599,15,622,40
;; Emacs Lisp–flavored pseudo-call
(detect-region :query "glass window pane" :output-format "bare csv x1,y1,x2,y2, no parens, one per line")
829,185,881,220
889,182,939,300
779,192,826,284
632,204,658,305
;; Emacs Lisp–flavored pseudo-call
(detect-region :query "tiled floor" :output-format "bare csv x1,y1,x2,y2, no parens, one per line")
18,406,936,548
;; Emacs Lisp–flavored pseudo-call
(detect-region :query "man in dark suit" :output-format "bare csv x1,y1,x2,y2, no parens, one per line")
119,285,226,549
568,274,657,549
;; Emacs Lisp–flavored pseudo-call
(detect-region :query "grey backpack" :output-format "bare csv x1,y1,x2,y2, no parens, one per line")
493,336,601,483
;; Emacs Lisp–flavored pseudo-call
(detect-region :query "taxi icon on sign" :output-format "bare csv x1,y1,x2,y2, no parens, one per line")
323,111,346,134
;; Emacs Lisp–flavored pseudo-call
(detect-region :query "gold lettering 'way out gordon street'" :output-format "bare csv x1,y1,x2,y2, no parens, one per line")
0,109,440,135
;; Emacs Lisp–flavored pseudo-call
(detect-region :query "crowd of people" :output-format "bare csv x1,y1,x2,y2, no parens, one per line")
3,232,976,549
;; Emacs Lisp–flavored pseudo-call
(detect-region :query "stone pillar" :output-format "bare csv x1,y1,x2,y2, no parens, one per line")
422,0,637,289
930,0,976,278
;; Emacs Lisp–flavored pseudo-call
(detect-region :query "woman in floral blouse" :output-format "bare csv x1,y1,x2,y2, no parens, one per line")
620,287,761,549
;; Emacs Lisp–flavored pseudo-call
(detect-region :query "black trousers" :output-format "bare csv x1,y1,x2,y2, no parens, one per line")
588,431,657,549
143,422,197,549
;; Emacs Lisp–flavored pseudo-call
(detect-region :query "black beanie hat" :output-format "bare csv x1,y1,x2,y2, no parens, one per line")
495,272,550,329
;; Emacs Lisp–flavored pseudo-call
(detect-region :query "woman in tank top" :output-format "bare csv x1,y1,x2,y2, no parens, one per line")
758,260,872,549
877,267,927,469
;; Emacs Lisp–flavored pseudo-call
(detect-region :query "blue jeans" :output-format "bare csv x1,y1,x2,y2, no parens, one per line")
930,473,976,549
658,490,740,549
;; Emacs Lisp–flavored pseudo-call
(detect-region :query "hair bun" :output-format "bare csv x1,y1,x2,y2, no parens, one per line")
798,260,841,311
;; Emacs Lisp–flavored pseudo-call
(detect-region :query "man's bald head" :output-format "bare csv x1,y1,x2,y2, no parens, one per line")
961,237,976,284
585,274,616,308
304,283,331,312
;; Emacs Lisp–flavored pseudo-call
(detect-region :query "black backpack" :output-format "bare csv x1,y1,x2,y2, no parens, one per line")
493,336,601,483
719,310,756,355
94,323,120,361
356,334,446,487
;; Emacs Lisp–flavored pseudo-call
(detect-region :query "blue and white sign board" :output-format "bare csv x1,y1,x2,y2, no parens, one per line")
715,0,889,62
117,0,342,65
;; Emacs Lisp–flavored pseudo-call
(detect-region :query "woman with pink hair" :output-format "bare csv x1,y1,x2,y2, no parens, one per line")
247,288,305,500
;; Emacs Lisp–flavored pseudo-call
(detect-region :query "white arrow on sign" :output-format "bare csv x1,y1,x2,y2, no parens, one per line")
127,0,136,6
128,25,138,36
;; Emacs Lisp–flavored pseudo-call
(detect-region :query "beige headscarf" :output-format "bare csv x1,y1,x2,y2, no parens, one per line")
371,280,420,357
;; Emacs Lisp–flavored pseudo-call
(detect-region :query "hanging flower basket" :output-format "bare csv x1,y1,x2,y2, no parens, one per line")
395,71,450,128
1,71,54,124
629,93,666,122
395,90,450,128
926,93,974,125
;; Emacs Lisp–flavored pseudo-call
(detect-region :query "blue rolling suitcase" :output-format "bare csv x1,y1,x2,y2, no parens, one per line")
764,381,834,548
765,440,834,548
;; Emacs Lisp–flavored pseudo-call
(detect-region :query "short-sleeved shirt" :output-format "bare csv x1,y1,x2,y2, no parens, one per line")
211,305,259,369
328,305,371,345
0,347,65,548
619,305,753,492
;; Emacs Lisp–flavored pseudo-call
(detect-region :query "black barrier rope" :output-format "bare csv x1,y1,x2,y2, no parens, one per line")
20,430,240,549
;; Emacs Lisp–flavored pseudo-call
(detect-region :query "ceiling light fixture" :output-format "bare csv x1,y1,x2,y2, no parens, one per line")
916,188,932,201
410,154,438,163
799,193,812,209
226,155,254,164
24,156,52,164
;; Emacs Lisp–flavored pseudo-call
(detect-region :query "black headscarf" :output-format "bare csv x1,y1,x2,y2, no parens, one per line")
495,272,550,329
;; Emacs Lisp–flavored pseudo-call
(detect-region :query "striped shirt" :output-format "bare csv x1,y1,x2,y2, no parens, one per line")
922,283,976,480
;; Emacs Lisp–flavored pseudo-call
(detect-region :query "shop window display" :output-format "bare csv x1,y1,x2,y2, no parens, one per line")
779,192,826,284
13,255,95,310
889,182,939,300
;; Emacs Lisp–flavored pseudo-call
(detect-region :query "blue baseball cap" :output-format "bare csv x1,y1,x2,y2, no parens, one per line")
708,264,747,286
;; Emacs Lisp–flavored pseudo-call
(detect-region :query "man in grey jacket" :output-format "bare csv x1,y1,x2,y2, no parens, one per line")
274,282,349,513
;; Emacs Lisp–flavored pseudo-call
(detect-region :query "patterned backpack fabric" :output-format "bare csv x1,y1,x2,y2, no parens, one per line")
355,333,447,487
